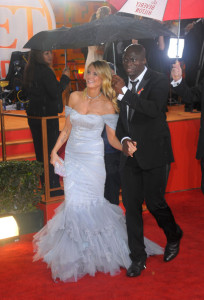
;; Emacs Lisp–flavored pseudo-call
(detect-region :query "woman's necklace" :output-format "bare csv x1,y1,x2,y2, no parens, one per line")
86,92,102,101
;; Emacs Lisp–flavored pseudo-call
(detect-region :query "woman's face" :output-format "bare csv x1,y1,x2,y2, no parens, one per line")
43,51,53,65
86,65,102,89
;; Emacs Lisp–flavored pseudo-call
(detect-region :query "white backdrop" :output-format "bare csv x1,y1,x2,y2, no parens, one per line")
0,0,56,78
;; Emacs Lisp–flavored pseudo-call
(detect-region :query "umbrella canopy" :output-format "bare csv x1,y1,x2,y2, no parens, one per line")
56,15,175,49
107,0,204,21
23,26,70,51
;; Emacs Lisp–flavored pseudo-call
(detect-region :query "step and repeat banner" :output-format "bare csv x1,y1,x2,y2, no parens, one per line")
0,0,56,78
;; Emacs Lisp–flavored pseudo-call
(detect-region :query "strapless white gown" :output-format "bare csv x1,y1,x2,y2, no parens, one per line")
33,106,163,282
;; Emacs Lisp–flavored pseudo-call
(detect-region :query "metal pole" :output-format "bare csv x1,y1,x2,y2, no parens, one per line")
176,0,182,58
195,39,204,86
112,42,117,74
41,117,50,202
64,49,67,67
0,99,6,161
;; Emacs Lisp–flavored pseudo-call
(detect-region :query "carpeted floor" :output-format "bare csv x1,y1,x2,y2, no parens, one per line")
1,189,204,300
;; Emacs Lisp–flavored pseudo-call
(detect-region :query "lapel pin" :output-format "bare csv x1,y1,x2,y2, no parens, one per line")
137,88,144,95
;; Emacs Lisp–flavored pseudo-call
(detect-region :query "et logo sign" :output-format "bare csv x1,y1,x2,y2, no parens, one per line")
0,0,56,78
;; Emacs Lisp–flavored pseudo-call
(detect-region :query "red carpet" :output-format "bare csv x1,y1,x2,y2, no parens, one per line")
1,190,204,300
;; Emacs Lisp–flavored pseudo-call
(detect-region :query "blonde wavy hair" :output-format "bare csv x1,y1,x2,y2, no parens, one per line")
85,60,119,113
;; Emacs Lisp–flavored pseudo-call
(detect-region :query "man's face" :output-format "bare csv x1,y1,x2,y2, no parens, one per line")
123,47,146,80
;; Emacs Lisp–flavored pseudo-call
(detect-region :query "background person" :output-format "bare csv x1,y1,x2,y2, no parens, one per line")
182,18,204,111
23,49,70,197
84,6,111,78
102,62,121,205
171,60,204,193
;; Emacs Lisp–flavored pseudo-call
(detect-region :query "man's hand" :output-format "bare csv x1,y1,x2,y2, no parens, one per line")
112,74,125,95
63,67,70,78
122,139,137,157
184,21,195,34
171,61,182,82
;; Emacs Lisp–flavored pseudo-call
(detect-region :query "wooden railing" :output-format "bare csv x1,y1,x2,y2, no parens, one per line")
0,99,65,203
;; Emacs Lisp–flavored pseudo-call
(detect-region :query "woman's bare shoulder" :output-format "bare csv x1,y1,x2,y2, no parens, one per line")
69,91,83,99
103,98,116,114
68,91,84,107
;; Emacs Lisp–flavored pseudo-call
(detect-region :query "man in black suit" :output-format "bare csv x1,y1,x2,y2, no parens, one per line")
113,44,183,277
171,60,204,192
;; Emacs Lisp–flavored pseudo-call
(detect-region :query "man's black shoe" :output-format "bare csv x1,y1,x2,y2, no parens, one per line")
126,260,146,277
164,230,183,262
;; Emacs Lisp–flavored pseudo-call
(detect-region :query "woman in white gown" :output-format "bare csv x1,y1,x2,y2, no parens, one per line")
33,60,163,282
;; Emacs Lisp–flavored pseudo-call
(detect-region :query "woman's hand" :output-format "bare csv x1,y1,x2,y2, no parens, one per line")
50,115,72,166
122,139,137,157
50,151,62,167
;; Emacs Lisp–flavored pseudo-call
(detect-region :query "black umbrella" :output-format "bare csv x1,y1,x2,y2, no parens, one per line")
23,15,175,71
55,14,175,72
23,26,71,66
23,26,70,51
57,14,175,49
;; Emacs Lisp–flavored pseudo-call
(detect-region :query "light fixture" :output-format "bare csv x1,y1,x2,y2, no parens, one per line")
0,216,19,245
78,69,84,75
167,38,185,59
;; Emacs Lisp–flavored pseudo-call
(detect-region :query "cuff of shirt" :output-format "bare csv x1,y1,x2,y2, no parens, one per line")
171,78,182,87
117,86,128,101
121,136,131,144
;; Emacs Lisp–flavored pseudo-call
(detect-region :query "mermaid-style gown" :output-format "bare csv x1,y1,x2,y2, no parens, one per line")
33,106,163,282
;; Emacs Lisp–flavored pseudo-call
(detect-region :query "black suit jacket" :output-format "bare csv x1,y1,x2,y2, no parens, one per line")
173,78,204,159
116,68,174,170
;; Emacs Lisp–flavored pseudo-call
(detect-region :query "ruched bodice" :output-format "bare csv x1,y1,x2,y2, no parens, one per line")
66,108,105,159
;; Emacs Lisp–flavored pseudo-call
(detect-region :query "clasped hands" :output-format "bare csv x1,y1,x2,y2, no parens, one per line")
122,139,137,157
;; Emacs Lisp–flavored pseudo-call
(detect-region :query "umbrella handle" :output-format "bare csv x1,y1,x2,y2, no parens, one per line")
112,43,117,74
64,49,67,67
176,0,182,58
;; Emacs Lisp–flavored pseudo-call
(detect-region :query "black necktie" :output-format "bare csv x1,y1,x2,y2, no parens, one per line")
128,80,139,121
130,80,139,94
